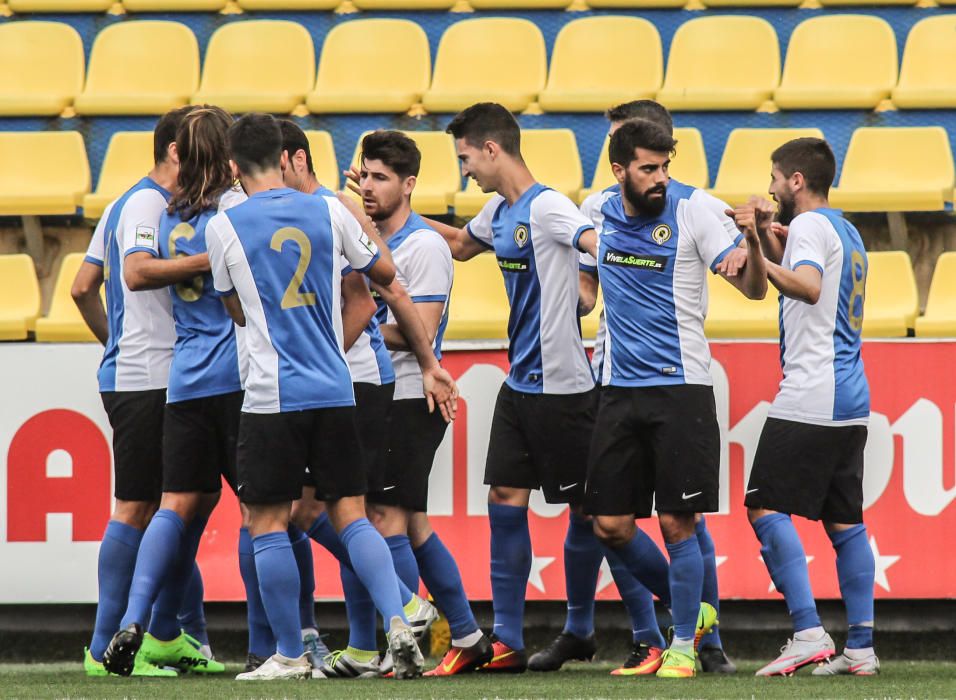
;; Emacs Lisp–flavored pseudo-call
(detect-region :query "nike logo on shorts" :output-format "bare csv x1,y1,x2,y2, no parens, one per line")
746,488,759,494
681,491,702,500
382,485,397,491
559,482,579,492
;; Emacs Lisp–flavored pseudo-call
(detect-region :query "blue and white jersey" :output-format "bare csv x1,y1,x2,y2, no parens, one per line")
597,184,738,387
206,187,380,414
580,181,740,384
85,177,176,392
159,187,248,404
373,211,453,400
769,208,869,426
466,184,594,395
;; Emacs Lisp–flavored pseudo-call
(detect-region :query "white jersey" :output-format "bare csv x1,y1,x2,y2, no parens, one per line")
769,208,869,426
86,176,176,392
342,262,394,387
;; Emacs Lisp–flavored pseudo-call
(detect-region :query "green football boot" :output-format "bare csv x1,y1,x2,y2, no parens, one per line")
140,632,225,673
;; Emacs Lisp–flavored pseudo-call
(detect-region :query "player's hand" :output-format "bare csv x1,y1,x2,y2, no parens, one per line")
771,222,789,240
748,196,776,236
716,247,748,277
336,190,374,229
726,205,759,244
192,252,211,273
422,365,459,422
342,165,362,197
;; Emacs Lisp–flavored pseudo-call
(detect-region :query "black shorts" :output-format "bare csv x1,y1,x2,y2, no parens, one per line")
367,398,449,512
353,382,394,493
585,384,720,517
745,417,868,523
101,389,165,502
162,391,242,495
484,384,597,504
236,406,366,505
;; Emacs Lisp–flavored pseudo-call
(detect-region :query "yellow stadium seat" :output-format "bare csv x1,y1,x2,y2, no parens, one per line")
656,17,779,111
705,275,779,338
0,255,41,341
307,20,429,114
0,22,83,117
349,131,460,215
74,22,198,116
8,0,112,9
469,0,569,9
916,253,956,337
586,0,684,9
36,253,99,343
0,132,90,216
352,0,455,10
422,19,546,114
444,255,510,340
774,16,897,110
123,0,226,9
709,128,824,207
831,127,954,212
237,0,339,9
454,129,581,217
892,17,956,109
305,130,339,192
192,20,314,114
538,17,662,113
703,0,799,8
580,127,708,201
862,251,918,337
83,132,154,220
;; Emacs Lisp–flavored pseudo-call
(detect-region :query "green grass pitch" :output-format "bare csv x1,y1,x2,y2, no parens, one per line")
2,661,955,699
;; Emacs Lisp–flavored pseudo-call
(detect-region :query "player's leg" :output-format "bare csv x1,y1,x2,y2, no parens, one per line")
695,514,736,673
177,563,208,652
605,562,667,676
746,418,837,676
238,507,276,670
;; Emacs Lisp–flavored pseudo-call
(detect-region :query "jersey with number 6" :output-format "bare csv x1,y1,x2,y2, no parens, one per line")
206,187,380,414
770,208,869,426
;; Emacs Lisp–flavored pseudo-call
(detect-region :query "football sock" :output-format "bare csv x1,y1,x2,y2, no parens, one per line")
414,532,479,639
665,535,704,642
340,564,378,652
562,513,603,639
121,509,185,631
340,519,407,630
753,513,820,633
288,524,317,632
605,528,671,607
177,562,209,646
828,524,875,649
239,527,275,658
696,516,723,648
488,503,531,651
385,534,420,594
148,516,208,642
253,531,303,659
89,520,144,661
606,552,666,648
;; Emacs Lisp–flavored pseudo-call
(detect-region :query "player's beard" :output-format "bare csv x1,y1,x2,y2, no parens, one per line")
775,190,797,226
622,175,667,217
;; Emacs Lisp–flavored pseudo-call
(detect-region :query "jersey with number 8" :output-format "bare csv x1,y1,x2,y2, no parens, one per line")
206,187,380,414
770,207,870,427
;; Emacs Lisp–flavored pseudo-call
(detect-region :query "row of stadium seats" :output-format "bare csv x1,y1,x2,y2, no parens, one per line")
4,15,956,117
2,125,950,219
0,249,948,342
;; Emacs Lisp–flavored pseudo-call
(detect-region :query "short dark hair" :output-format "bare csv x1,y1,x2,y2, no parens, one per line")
605,100,674,136
153,105,195,165
228,113,282,175
608,118,677,168
361,130,421,179
445,102,521,157
771,137,836,196
279,119,313,175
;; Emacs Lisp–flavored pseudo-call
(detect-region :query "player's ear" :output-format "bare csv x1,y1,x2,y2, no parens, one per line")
403,175,416,197
229,159,240,181
791,170,805,194
611,162,626,185
167,141,180,167
279,150,290,172
484,139,498,160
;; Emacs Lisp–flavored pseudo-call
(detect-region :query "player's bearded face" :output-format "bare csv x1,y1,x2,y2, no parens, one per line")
770,167,797,225
622,168,667,217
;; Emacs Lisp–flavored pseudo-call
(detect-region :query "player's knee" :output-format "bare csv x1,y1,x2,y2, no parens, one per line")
488,485,527,506
592,516,632,547
290,498,322,531
112,499,158,530
658,512,696,543
407,512,432,547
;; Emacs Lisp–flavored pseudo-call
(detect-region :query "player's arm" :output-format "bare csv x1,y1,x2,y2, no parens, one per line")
341,270,377,351
717,206,767,299
766,261,821,304
380,301,444,351
421,217,487,261
746,196,786,264
221,291,246,327
205,214,245,325
578,249,599,318
71,261,108,345
124,251,210,291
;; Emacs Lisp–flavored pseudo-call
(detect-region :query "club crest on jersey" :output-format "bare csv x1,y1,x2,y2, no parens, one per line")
513,225,529,248
651,224,672,245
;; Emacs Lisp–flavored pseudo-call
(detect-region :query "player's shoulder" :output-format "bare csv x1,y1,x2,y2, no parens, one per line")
790,210,837,238
405,226,452,261
218,185,247,212
687,186,731,217
581,186,617,214
121,181,168,216
531,186,576,211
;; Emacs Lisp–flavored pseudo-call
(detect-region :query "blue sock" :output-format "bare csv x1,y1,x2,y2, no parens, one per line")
414,532,479,640
488,503,531,651
665,536,704,642
340,564,378,652
607,550,666,648
386,534,420,595
149,516,207,641
177,562,208,646
562,513,603,639
239,527,275,658
120,509,185,631
340,519,406,629
288,524,317,631
696,517,722,649
89,521,144,661
753,513,820,633
253,531,303,659
606,528,671,607
828,524,875,649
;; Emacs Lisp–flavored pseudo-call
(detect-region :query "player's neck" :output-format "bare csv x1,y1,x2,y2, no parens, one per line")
240,169,286,197
374,202,413,239
496,161,537,206
303,173,322,194
148,162,178,194
794,193,830,217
